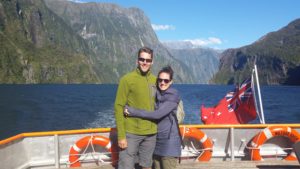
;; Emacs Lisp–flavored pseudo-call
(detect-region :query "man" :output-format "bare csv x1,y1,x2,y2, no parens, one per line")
114,47,157,169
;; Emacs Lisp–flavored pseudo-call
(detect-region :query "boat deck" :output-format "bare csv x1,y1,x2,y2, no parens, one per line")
49,161,300,169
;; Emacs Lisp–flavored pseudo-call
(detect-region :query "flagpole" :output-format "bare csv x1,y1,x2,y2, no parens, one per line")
254,64,265,124
251,71,262,123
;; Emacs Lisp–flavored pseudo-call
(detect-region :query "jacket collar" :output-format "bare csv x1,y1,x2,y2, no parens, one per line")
135,67,152,77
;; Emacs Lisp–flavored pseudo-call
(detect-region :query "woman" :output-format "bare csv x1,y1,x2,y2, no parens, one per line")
124,66,181,169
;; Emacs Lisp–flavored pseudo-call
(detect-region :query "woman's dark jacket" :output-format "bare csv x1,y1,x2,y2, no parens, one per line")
126,87,181,157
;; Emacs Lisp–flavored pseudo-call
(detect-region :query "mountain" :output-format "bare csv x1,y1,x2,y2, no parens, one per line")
43,0,195,83
0,0,196,84
162,41,196,50
212,19,300,85
0,0,101,83
162,43,220,83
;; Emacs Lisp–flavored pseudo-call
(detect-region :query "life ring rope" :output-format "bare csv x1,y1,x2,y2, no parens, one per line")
180,127,213,161
249,126,300,161
68,134,114,167
68,135,94,166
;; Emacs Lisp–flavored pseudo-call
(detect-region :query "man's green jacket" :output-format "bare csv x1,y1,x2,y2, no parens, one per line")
114,69,157,140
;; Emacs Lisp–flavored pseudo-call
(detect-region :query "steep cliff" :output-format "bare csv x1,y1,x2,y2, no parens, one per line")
0,0,197,83
163,46,220,84
44,0,195,83
0,0,101,83
212,19,300,85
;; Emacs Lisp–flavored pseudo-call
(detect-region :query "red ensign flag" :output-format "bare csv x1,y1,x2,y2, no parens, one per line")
201,78,257,124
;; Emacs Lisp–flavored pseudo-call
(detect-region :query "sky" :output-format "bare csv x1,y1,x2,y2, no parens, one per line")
72,0,300,49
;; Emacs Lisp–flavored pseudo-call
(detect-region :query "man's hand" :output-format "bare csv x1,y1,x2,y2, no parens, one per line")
118,139,128,149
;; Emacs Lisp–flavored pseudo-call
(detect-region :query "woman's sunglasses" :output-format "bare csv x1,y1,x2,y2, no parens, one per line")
157,78,171,83
138,57,152,63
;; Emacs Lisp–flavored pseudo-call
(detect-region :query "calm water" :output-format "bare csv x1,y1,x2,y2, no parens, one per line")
0,84,300,140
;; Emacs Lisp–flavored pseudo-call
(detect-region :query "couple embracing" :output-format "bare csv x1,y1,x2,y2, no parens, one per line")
114,47,182,169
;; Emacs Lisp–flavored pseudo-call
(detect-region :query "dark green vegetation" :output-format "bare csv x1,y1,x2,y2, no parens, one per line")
212,19,300,85
0,0,101,83
2,0,216,84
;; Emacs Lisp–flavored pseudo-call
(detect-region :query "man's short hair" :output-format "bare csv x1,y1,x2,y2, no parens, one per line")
138,47,153,59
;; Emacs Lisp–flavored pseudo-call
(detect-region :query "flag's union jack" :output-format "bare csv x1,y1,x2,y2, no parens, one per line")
226,78,252,112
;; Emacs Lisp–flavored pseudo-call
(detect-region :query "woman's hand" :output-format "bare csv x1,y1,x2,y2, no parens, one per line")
124,108,130,116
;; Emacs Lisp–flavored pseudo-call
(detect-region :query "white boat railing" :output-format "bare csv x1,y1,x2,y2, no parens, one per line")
1,125,300,169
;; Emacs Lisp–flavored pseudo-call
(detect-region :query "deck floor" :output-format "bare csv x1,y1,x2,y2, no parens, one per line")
54,161,300,169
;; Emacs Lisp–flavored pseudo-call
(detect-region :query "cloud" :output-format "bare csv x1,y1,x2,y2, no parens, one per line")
67,0,86,3
151,24,176,31
162,37,223,49
184,37,222,47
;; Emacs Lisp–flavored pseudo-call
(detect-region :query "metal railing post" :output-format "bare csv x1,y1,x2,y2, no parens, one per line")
54,134,60,168
230,127,235,161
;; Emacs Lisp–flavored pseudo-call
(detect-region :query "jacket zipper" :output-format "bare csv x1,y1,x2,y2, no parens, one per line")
146,75,154,111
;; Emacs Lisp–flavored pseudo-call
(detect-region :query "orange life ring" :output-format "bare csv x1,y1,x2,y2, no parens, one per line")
69,135,117,167
249,126,300,161
180,127,213,161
